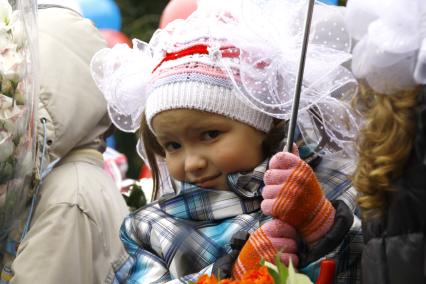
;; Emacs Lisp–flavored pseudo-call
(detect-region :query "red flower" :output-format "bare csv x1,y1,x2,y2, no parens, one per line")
219,280,237,284
239,266,274,284
194,266,274,284
195,274,218,284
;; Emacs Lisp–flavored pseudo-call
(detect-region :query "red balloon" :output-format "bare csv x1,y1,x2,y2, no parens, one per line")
159,0,197,29
100,29,132,48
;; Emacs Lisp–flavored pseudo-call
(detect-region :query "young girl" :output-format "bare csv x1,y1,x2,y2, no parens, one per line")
346,0,426,283
91,0,363,282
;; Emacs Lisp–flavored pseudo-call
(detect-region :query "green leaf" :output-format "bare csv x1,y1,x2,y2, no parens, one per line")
275,253,289,283
287,260,313,284
125,184,147,209
263,260,280,284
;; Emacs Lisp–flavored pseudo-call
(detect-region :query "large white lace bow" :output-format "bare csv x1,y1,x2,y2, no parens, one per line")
346,0,426,95
91,0,359,160
90,40,155,132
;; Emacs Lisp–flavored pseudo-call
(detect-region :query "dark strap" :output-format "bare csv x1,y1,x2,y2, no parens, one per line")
211,231,249,279
299,200,354,265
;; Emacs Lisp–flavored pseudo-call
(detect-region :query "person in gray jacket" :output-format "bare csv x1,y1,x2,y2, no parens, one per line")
0,4,129,284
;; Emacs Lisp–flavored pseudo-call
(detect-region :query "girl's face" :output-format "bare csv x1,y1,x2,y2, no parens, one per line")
152,109,266,190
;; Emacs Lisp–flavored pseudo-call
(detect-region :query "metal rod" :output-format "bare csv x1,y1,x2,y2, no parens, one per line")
285,0,315,152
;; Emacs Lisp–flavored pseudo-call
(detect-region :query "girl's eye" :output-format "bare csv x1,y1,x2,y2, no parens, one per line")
201,130,221,141
164,142,181,152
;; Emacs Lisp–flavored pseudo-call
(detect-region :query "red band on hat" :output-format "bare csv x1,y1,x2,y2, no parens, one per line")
152,44,240,73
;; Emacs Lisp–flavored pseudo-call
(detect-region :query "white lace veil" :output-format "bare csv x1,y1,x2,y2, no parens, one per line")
91,0,360,193
198,0,359,157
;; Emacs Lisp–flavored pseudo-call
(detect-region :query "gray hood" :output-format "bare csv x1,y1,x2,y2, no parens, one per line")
37,7,110,164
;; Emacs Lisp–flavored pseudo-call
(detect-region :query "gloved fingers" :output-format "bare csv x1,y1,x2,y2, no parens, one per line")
268,151,301,170
269,237,297,253
280,253,299,268
260,219,297,239
262,184,283,199
260,199,275,216
264,169,293,185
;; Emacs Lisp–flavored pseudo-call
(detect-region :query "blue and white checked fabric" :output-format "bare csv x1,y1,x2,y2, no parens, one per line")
113,155,363,284
118,192,266,283
315,155,360,216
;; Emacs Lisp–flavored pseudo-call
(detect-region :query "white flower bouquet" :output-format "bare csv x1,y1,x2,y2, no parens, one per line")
0,0,37,239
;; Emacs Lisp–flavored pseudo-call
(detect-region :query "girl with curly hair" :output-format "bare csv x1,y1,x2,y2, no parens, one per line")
346,0,426,283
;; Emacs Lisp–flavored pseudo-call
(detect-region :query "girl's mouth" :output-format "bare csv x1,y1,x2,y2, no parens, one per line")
193,174,221,188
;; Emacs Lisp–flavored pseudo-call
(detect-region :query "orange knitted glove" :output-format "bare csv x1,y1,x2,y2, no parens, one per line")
261,149,335,245
232,219,298,280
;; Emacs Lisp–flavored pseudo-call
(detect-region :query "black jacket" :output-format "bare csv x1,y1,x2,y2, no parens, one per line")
361,93,426,284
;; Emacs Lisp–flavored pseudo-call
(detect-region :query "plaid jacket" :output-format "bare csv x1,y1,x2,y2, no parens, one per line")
114,156,363,284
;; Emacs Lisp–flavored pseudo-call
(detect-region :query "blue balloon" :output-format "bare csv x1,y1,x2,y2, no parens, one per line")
106,135,116,149
318,0,338,4
78,0,122,31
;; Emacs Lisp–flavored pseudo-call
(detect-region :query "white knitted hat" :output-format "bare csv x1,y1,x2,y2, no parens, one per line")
144,45,273,132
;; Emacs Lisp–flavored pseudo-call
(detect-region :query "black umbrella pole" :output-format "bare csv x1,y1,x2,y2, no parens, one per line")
285,0,315,152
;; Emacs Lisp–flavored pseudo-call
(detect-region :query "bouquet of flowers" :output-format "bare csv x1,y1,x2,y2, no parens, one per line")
192,257,336,284
0,0,36,240
192,258,313,284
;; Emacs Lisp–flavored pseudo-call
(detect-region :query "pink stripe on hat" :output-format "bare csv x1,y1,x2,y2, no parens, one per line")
145,43,273,133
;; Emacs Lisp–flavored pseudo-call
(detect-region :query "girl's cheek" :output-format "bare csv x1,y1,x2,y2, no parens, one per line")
166,158,185,181
214,149,239,169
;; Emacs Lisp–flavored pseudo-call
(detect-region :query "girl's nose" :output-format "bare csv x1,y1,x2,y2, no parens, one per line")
184,152,207,173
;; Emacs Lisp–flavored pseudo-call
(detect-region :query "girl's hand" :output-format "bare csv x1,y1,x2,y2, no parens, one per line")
232,219,298,280
261,147,335,245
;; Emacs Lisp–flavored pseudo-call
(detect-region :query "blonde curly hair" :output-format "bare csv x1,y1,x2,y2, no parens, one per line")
352,85,418,220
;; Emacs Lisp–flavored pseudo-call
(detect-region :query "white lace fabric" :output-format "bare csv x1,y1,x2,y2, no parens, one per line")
346,0,426,95
90,0,359,161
